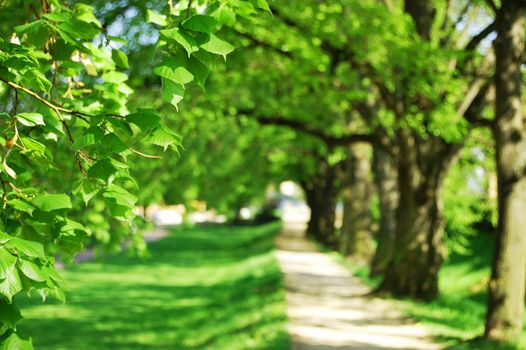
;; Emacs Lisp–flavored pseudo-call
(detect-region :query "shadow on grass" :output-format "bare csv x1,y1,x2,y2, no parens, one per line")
17,222,290,350
329,231,525,350
398,233,526,350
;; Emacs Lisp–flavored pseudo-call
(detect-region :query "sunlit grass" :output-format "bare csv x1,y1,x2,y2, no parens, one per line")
17,222,290,350
399,232,526,350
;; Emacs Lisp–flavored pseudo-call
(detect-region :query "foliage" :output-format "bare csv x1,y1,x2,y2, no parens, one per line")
17,223,289,350
0,0,268,347
443,130,496,255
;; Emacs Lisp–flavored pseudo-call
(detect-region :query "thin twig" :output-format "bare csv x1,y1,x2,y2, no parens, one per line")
12,88,18,116
0,77,125,122
186,0,194,19
8,182,21,192
130,148,162,159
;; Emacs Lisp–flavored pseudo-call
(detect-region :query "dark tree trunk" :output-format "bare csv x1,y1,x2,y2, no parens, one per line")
339,144,374,260
379,132,459,300
372,0,462,300
404,0,435,40
370,147,399,277
485,0,526,341
302,158,338,247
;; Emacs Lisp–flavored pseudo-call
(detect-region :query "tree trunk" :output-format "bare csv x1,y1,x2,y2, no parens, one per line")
379,132,459,300
339,144,374,260
485,1,526,341
302,158,338,246
370,147,399,277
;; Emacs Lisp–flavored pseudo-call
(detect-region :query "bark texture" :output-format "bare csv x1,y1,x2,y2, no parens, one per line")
370,148,398,277
339,144,374,260
485,0,526,341
379,132,459,299
375,0,459,300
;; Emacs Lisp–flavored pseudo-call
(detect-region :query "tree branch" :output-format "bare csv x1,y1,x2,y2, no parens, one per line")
234,29,293,58
464,21,496,52
461,79,493,128
0,78,124,121
256,115,375,146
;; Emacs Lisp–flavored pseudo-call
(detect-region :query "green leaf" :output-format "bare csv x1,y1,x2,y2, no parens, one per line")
199,34,235,59
72,178,100,205
5,238,45,259
111,49,129,69
15,20,44,34
43,12,70,23
33,194,72,212
102,71,128,84
87,159,117,181
161,78,185,109
18,260,48,282
153,57,194,86
0,300,22,329
45,265,67,290
0,232,12,244
252,0,271,12
72,127,104,151
160,28,198,56
145,126,182,151
60,219,87,235
55,234,84,262
74,4,102,28
57,20,99,40
101,133,128,153
106,35,128,45
7,199,35,215
0,246,17,280
16,113,44,127
0,268,22,302
0,332,34,350
103,184,138,207
187,56,209,90
14,20,48,47
146,9,167,26
23,69,52,93
182,15,218,33
20,137,46,156
215,6,236,26
126,110,161,131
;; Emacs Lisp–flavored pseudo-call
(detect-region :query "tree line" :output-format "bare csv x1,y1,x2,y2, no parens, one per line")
0,0,525,348
204,0,525,344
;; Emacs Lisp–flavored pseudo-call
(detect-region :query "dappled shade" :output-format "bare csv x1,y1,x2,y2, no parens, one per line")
18,224,289,350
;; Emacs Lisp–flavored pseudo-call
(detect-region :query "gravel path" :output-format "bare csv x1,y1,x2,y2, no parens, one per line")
276,222,441,350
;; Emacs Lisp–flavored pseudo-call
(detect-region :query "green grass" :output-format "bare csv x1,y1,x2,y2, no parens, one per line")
335,232,526,350
399,233,526,350
16,222,290,350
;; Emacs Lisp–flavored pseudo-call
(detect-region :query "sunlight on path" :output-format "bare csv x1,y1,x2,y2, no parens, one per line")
276,222,441,350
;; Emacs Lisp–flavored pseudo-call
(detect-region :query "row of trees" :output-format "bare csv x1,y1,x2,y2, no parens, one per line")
0,0,524,347
125,0,525,343
194,0,524,343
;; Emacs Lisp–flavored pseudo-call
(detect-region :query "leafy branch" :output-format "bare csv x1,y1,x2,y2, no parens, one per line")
0,78,125,122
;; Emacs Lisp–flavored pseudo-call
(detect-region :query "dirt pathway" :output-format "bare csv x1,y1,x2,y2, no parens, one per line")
276,223,441,350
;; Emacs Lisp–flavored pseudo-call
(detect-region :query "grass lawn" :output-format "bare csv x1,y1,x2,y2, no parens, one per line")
16,222,290,350
345,232,526,350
